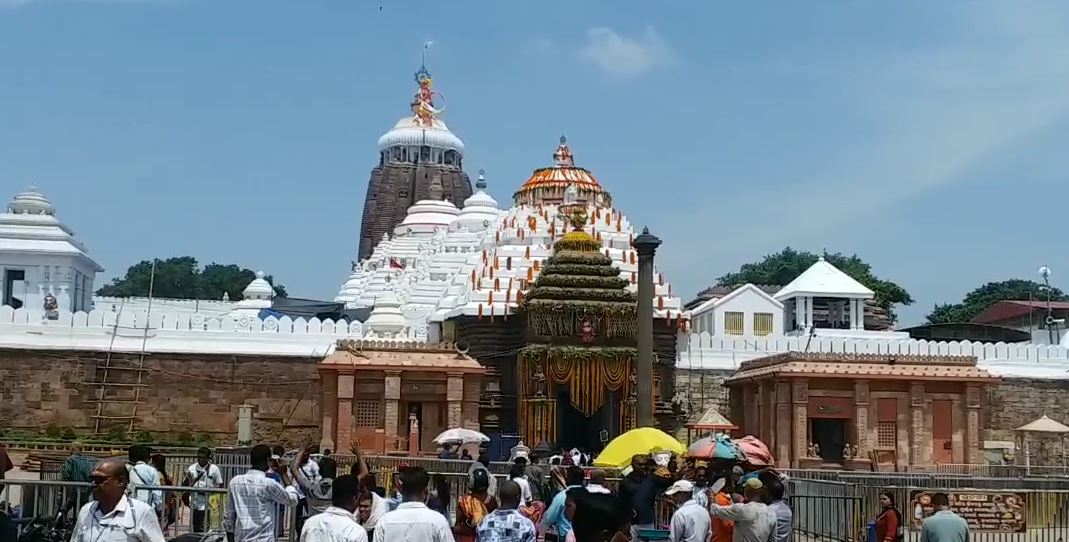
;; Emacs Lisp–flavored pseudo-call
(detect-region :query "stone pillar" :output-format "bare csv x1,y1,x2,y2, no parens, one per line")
446,373,464,429
804,297,814,330
791,379,808,467
910,383,926,466
320,371,338,451
965,384,982,464
854,381,869,455
775,382,791,468
633,227,661,427
462,376,481,430
336,374,355,449
794,298,804,330
384,371,402,444
952,397,965,463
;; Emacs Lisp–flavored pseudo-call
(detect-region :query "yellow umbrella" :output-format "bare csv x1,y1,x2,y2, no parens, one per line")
593,427,686,468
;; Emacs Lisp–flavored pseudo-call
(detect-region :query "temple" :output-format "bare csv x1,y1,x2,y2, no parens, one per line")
357,64,472,261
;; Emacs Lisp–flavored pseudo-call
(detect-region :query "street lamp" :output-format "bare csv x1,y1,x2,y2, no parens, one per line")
1039,266,1054,344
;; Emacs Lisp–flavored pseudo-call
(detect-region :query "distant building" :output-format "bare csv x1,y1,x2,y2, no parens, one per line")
971,300,1069,347
0,187,102,313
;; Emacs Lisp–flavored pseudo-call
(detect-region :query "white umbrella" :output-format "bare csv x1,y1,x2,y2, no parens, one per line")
433,428,490,444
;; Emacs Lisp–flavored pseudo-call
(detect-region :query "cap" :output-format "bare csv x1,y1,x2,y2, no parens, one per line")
664,479,695,496
745,477,764,490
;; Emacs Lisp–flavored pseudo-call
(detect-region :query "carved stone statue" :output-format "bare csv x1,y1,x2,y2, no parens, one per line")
808,442,820,458
532,363,546,397
843,443,855,461
43,293,59,320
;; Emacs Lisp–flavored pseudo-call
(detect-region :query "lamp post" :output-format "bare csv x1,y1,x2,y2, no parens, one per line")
633,227,662,427
1040,266,1054,344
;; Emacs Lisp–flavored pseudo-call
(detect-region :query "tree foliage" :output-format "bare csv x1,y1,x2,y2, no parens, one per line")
716,247,914,321
96,257,287,300
926,279,1068,324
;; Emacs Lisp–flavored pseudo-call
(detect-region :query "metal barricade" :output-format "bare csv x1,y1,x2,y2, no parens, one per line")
787,479,864,542
0,479,303,540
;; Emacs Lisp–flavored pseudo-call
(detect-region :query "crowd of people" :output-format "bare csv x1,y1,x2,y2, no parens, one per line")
54,442,972,542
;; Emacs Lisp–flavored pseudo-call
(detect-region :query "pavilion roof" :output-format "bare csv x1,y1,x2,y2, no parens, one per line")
773,258,874,301
1016,415,1069,433
725,351,996,384
319,340,483,374
685,406,737,430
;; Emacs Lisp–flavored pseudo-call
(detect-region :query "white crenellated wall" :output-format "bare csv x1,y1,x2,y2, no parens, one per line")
676,331,1069,379
0,305,428,357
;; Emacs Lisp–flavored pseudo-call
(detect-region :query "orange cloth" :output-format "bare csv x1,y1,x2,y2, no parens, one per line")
711,491,734,542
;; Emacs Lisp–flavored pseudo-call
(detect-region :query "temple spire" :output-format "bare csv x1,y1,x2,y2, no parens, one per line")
553,135,574,167
476,169,487,190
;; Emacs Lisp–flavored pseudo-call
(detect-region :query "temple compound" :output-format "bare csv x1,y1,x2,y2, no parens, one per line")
334,136,685,452
357,64,472,261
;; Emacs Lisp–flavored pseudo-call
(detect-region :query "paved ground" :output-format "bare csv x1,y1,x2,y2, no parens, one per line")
2,452,38,506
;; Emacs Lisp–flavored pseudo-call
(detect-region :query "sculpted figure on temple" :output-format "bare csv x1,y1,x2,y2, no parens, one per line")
532,363,547,397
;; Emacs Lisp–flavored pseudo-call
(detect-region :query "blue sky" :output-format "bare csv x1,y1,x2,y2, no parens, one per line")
2,0,1067,325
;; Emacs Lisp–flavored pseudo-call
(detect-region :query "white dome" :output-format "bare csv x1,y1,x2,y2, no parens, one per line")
377,116,465,154
242,271,276,301
397,199,460,233
8,186,56,216
364,291,407,335
457,191,500,230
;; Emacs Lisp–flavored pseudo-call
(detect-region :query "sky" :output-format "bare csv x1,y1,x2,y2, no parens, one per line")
1,0,1067,326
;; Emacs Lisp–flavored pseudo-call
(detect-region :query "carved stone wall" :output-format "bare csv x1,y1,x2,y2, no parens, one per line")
357,163,472,260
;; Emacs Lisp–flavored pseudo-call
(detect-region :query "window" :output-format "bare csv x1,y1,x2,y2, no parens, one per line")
3,269,26,309
724,311,744,336
754,312,774,336
355,400,382,428
876,422,897,449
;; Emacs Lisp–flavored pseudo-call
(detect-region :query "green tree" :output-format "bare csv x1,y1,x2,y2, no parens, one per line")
96,257,287,299
716,247,914,322
926,279,1068,324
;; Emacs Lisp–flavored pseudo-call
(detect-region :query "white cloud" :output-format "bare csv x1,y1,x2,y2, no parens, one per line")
580,26,672,77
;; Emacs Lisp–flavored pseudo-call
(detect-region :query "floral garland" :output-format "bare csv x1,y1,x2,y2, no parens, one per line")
522,300,637,338
534,274,630,290
524,286,636,303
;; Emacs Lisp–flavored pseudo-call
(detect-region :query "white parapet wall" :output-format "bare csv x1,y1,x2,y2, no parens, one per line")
676,331,1069,379
0,305,427,357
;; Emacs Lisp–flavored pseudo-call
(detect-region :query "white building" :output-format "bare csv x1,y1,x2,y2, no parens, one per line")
0,187,103,313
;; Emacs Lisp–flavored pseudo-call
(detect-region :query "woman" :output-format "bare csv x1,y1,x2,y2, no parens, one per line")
876,491,902,542
426,474,452,519
455,469,496,542
150,454,177,531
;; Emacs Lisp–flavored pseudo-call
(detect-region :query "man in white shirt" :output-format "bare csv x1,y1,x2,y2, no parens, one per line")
709,478,776,542
225,444,301,542
70,458,165,542
300,474,367,542
126,445,163,513
665,480,711,542
372,466,452,542
184,446,225,532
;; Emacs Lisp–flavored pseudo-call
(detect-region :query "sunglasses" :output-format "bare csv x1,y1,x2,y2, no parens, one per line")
90,475,115,485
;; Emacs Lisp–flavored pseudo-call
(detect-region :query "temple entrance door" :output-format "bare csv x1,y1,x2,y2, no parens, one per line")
556,390,614,452
811,419,846,463
932,400,953,464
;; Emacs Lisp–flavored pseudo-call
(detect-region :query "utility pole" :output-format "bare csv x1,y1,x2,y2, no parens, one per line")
1040,266,1054,344
634,227,661,427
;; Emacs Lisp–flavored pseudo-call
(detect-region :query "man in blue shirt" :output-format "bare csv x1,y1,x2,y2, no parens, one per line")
921,493,969,542
541,466,585,542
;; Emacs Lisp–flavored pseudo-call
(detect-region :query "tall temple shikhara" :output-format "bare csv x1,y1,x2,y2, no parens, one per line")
357,64,472,260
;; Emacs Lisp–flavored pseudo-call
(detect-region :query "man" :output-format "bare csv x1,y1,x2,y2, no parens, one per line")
709,478,775,542
224,443,300,542
70,458,165,542
523,454,548,503
372,466,452,542
299,474,367,542
586,469,611,495
467,451,498,499
184,446,225,533
619,455,668,538
127,445,163,513
438,445,458,460
665,480,711,542
920,493,968,542
61,442,95,483
759,472,792,542
570,492,632,542
542,466,585,541
299,456,338,516
710,476,735,542
295,445,322,531
477,480,536,542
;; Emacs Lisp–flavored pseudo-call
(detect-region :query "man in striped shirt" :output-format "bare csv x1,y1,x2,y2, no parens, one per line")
225,444,300,542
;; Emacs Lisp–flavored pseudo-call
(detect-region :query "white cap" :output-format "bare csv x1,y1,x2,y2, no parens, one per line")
664,479,695,496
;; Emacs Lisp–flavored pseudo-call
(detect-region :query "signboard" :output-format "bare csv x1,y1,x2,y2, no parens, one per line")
908,491,1026,533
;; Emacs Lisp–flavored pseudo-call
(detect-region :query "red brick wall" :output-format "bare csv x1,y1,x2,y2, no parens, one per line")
0,348,321,446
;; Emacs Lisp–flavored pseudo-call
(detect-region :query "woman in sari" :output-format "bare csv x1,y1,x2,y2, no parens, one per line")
455,468,497,542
